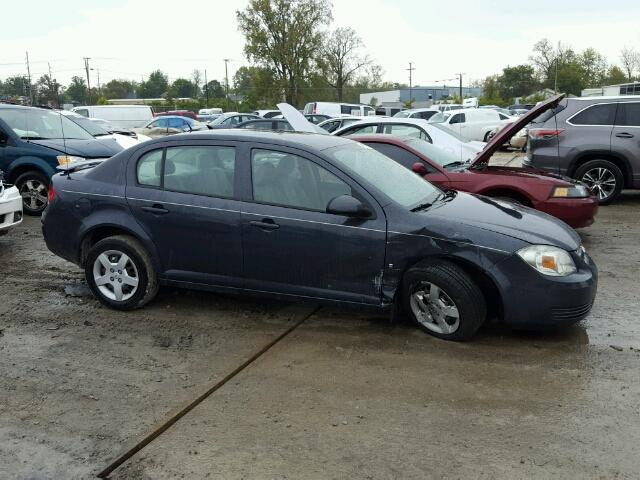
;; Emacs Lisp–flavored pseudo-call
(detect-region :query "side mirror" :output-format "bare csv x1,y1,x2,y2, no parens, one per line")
326,195,371,218
411,162,428,176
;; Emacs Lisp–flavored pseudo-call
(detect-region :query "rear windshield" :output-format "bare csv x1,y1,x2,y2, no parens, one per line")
530,103,567,124
428,112,451,124
393,111,411,118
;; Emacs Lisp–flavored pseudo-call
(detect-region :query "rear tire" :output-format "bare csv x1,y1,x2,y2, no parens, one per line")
574,160,623,205
84,235,159,310
15,170,49,215
402,261,486,341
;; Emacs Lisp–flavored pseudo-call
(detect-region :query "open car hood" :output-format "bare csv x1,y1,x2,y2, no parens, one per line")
277,103,328,134
469,94,565,169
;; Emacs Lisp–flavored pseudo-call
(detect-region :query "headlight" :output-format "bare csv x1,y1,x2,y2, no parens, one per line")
552,185,589,198
517,245,577,276
56,155,86,167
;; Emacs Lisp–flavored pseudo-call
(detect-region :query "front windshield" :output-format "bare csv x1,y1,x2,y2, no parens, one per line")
326,142,441,208
65,114,110,137
405,139,463,167
209,115,229,125
428,112,450,124
1,108,94,140
428,122,471,143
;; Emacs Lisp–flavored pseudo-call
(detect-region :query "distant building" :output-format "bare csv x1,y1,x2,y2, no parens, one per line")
582,82,640,97
360,85,483,108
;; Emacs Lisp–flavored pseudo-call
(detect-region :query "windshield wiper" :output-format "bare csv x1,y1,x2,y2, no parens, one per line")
410,201,433,212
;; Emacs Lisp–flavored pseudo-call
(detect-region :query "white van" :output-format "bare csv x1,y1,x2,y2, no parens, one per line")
303,102,375,117
71,105,154,129
429,108,512,142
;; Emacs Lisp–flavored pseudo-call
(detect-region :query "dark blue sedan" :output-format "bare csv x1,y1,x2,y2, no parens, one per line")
41,131,597,341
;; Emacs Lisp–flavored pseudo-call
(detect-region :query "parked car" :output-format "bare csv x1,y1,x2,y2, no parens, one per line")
253,110,281,118
71,105,154,129
431,104,464,112
197,114,222,123
0,105,122,214
524,96,640,204
0,171,22,235
88,118,140,138
318,116,364,133
332,117,485,162
208,113,260,129
429,108,512,142
393,108,439,121
155,110,197,120
303,102,375,117
42,129,597,341
199,108,223,116
133,116,208,138
235,119,293,131
304,114,332,124
60,111,151,148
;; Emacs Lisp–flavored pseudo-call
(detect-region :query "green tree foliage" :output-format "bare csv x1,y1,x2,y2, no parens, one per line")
233,65,282,110
500,65,538,98
34,74,62,106
66,76,88,104
605,65,627,85
0,75,30,97
237,0,332,106
102,79,137,99
138,70,169,98
168,78,196,98
203,79,225,99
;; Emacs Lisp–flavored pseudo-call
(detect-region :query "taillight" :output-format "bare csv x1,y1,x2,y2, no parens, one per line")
529,128,565,139
48,182,55,203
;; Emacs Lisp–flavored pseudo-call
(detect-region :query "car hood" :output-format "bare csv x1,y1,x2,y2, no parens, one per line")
422,191,581,251
477,166,576,185
470,94,565,168
29,138,122,157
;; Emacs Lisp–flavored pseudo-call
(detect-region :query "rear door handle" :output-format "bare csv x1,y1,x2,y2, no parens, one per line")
615,132,634,138
249,219,280,230
141,204,169,215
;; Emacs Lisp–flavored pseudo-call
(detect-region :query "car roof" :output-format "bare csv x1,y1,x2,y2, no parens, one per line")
404,107,438,113
168,129,353,151
572,96,640,101
0,104,50,111
339,117,429,125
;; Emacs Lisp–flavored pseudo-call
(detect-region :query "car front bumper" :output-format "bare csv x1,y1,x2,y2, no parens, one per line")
489,249,598,328
0,186,23,233
534,196,598,229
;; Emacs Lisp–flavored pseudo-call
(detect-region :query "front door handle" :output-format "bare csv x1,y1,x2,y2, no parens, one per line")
615,132,634,138
141,204,169,215
249,219,280,230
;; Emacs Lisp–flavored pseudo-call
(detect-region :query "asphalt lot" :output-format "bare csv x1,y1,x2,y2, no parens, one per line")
1,189,639,479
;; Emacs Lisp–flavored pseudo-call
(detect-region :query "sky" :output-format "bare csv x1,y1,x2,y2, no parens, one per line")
1,0,640,89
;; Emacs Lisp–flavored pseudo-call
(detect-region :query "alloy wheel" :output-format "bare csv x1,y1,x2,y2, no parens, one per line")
581,167,617,201
410,281,460,335
19,178,48,212
92,250,140,302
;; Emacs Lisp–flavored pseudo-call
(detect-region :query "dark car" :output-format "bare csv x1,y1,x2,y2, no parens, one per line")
235,119,293,131
208,113,260,129
42,130,597,341
524,96,640,204
0,105,123,214
350,96,598,229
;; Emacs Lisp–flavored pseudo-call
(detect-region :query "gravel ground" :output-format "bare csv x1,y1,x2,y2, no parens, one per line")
1,190,639,479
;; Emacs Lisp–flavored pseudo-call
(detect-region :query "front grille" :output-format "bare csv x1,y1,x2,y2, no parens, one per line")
552,303,593,321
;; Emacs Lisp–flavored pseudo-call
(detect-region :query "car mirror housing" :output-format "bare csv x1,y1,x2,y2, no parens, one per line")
326,195,371,218
411,162,428,176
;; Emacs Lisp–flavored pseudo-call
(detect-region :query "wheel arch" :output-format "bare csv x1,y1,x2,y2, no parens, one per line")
568,152,632,188
7,157,56,183
477,186,534,206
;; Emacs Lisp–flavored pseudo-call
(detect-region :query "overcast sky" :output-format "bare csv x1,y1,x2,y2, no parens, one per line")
2,0,639,89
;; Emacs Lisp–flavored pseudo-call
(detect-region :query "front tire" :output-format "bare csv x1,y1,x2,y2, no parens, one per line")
15,170,49,215
85,235,159,310
574,160,623,205
403,261,486,341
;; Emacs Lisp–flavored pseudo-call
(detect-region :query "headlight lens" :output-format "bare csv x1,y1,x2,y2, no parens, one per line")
552,185,589,198
56,155,86,167
517,245,577,276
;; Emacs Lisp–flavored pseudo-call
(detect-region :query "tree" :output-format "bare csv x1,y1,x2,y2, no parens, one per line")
237,0,332,106
605,65,627,85
168,78,196,98
0,75,30,98
233,65,282,109
579,48,607,88
34,74,61,106
138,70,169,98
191,70,202,98
620,47,640,81
500,64,537,98
204,79,225,99
102,79,136,99
319,27,371,101
66,76,88,104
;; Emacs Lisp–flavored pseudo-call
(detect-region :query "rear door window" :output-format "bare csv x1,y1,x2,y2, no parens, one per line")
381,124,431,141
137,149,163,187
163,146,236,198
340,124,378,136
569,104,617,126
449,113,465,124
614,102,640,127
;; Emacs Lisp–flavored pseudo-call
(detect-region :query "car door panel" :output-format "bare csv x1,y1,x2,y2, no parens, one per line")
611,101,640,187
240,146,386,304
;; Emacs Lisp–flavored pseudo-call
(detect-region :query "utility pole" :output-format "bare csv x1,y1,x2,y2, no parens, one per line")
407,62,415,107
457,73,464,102
223,59,231,112
96,69,101,97
83,57,92,104
48,62,60,107
25,51,33,105
554,58,559,94
204,69,209,107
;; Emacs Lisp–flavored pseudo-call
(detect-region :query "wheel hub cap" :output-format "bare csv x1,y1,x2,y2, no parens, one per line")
581,167,616,200
19,179,47,211
410,282,460,335
92,250,139,302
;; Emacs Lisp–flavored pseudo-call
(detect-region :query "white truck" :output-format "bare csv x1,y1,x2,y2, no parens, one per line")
71,105,154,129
